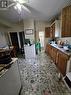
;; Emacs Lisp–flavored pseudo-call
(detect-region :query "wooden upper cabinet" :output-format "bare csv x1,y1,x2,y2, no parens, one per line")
50,20,60,38
50,23,55,38
61,5,71,37
45,27,50,37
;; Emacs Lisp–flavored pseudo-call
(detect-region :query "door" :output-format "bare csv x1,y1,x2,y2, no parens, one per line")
19,31,25,48
57,51,68,76
39,32,44,48
19,31,25,54
10,32,19,52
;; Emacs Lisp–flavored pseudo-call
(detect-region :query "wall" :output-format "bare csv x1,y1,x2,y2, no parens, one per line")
23,20,50,48
24,19,35,42
35,21,50,39
35,20,50,49
8,24,24,33
0,26,8,47
7,20,35,47
7,20,51,49
59,37,71,44
7,24,24,48
24,19,34,30
0,18,12,27
16,20,50,47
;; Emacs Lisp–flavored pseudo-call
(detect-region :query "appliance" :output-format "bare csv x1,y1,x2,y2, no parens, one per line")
64,72,71,88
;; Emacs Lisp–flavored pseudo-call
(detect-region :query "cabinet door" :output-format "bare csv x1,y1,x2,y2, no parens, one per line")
46,44,52,57
48,45,52,57
57,51,69,76
52,47,57,64
45,27,50,37
50,23,55,38
45,44,49,53
62,5,71,37
46,44,50,55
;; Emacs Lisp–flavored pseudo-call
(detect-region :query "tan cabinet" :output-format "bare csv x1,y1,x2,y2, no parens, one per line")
61,5,71,37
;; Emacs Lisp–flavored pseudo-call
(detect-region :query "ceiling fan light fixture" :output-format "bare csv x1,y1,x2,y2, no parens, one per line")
13,0,30,13
16,3,21,10
14,3,22,13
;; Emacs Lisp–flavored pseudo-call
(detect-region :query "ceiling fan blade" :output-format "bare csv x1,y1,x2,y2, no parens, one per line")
22,5,31,13
7,3,15,8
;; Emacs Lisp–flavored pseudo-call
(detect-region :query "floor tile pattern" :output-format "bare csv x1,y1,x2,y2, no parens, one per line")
18,53,71,95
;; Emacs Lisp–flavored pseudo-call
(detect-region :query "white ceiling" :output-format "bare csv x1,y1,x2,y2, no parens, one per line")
0,0,71,23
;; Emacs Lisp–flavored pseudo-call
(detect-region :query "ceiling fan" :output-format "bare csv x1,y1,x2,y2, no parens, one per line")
0,0,31,13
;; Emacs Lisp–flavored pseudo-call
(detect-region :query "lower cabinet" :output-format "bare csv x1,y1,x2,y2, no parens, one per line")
51,47,57,64
46,44,57,64
57,51,69,76
46,44,52,58
46,44,69,76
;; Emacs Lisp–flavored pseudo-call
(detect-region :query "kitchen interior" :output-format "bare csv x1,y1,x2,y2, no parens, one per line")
0,0,71,95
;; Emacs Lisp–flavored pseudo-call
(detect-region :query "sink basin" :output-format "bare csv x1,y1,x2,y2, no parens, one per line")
58,45,63,48
63,46,69,51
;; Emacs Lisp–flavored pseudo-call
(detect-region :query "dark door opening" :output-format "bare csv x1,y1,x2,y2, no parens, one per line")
19,31,25,48
10,32,19,53
19,31,25,54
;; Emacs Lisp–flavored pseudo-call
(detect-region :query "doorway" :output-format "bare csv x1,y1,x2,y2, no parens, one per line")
39,31,44,48
19,31,25,48
10,32,19,52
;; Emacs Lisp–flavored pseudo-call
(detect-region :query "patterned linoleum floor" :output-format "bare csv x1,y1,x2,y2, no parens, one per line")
18,52,71,95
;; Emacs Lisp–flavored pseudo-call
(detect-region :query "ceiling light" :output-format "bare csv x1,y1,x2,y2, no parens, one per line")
13,0,30,14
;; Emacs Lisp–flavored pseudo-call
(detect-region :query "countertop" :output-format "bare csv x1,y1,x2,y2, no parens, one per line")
50,43,71,57
0,58,18,78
